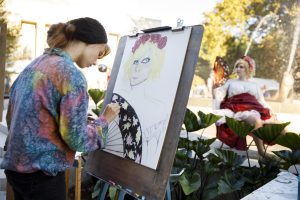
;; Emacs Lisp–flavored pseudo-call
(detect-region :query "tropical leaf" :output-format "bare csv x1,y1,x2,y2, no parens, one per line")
178,171,201,195
203,162,220,174
214,149,246,168
92,108,100,116
91,180,102,199
201,183,219,200
184,108,201,132
97,101,104,112
178,137,195,150
174,149,191,169
252,122,290,144
108,186,117,200
88,89,105,105
198,137,217,146
272,150,300,165
198,111,222,129
191,138,217,159
241,166,261,185
275,132,300,150
218,171,246,194
225,116,254,138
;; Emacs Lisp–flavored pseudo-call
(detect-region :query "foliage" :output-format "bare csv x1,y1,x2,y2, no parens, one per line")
198,110,222,129
252,122,290,144
225,116,254,138
275,132,300,150
0,0,21,69
198,0,299,83
170,109,283,200
175,109,300,200
88,89,106,116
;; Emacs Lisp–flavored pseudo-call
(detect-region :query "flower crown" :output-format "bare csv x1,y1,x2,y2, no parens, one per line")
242,55,255,72
131,33,168,53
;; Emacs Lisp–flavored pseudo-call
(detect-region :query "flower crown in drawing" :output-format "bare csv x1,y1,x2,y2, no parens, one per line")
131,33,168,53
242,55,256,72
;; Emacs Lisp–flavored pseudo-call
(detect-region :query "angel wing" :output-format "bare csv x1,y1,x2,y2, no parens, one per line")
213,56,230,88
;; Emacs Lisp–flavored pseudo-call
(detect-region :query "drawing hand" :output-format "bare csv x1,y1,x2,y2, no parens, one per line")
102,103,120,123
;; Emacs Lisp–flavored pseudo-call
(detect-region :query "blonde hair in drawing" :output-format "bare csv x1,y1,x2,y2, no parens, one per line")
124,33,168,85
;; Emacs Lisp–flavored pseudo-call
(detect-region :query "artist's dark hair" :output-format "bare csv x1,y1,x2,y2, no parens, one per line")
47,23,75,49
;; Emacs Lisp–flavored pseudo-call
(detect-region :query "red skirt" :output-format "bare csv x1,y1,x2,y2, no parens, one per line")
216,93,271,150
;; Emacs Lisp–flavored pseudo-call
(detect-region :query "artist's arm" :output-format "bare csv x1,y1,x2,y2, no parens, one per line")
59,87,109,152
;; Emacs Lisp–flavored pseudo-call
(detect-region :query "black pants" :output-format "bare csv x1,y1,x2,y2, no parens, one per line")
5,169,66,200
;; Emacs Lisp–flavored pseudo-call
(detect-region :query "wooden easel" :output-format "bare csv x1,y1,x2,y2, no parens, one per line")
66,156,82,200
86,25,204,200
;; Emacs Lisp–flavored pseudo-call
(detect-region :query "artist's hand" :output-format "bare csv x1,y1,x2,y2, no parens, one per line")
102,103,120,123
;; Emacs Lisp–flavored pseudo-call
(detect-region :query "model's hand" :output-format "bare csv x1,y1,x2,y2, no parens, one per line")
270,111,278,121
102,103,120,123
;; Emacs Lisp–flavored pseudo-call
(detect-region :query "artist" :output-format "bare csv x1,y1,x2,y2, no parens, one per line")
1,17,120,200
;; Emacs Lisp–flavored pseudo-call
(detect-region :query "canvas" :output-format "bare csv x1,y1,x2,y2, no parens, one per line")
103,29,191,169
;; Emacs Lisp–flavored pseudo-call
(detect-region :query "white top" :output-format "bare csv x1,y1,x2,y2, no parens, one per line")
213,79,270,125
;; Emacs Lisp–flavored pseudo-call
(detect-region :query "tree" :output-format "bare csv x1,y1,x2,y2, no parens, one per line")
0,0,21,69
198,0,299,87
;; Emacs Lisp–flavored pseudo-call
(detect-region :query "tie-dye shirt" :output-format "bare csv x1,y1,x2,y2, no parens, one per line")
1,48,108,176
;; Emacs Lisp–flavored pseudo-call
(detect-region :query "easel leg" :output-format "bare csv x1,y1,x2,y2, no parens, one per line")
6,182,14,200
99,183,109,200
75,158,82,200
165,181,171,200
117,191,125,200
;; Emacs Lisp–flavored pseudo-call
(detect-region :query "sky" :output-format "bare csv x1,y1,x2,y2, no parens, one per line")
6,0,220,28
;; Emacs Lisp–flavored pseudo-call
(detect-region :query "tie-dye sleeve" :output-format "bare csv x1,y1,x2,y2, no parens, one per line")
59,87,108,152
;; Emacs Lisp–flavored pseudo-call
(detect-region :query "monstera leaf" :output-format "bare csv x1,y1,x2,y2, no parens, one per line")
275,132,300,150
184,108,201,132
225,116,254,138
197,111,222,129
272,150,300,165
178,171,201,195
88,89,105,105
252,122,290,144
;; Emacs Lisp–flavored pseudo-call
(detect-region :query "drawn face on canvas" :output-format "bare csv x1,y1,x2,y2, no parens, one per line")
130,50,152,86
124,34,168,88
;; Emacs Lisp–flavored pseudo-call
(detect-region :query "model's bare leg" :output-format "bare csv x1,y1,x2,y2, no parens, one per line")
244,116,267,157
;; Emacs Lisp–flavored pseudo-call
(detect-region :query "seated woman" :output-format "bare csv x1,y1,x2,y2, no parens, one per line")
213,56,275,157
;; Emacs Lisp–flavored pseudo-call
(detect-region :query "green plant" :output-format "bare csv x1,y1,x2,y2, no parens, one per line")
172,109,248,200
273,132,300,175
88,89,106,116
171,109,283,200
252,122,290,157
225,116,255,167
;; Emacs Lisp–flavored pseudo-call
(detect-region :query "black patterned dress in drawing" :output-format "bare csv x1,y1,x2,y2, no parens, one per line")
104,93,142,163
